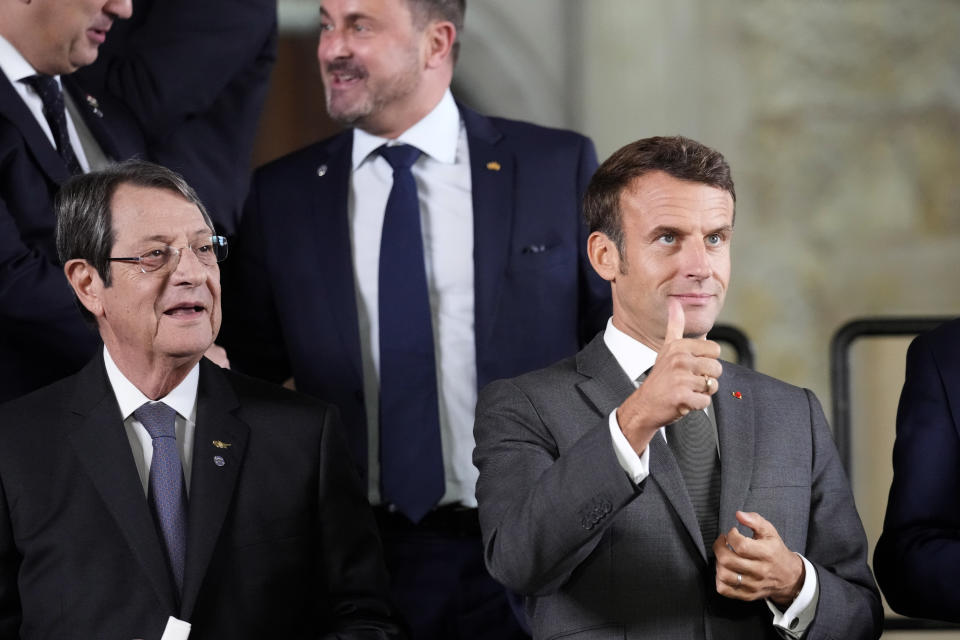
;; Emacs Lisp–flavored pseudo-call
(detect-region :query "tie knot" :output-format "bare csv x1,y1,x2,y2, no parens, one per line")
378,144,421,171
134,402,177,439
23,74,62,103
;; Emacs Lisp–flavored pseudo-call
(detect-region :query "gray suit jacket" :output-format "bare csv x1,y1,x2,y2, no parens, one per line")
473,334,881,640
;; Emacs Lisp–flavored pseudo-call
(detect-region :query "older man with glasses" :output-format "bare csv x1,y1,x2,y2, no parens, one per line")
0,160,405,640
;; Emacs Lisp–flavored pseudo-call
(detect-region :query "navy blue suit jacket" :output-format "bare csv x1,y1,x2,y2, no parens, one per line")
875,317,960,622
0,356,403,639
0,73,144,403
76,0,278,237
221,105,610,480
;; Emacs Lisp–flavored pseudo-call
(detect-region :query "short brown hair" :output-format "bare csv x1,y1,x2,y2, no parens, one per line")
408,0,465,62
583,136,735,257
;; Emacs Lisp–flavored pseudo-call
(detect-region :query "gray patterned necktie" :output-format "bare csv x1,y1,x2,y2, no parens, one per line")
667,408,721,555
133,401,188,595
637,371,721,555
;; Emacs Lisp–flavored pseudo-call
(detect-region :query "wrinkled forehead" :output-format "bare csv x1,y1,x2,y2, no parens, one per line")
109,184,212,245
621,172,734,226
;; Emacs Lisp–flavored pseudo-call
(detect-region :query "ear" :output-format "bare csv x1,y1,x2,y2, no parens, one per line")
587,231,621,282
423,20,456,69
64,259,105,318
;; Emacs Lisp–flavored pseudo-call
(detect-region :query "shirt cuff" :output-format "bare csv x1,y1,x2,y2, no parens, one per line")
766,554,819,639
608,408,649,484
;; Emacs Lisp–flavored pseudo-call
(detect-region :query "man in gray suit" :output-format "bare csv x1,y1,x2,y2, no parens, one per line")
473,136,882,639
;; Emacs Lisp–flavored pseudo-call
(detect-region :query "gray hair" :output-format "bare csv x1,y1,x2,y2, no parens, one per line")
55,159,214,322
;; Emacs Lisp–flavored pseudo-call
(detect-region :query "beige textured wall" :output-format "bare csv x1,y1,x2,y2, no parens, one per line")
581,0,960,401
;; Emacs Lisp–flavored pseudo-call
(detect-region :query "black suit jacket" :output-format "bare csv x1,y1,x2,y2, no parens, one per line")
77,0,278,237
220,105,611,480
0,72,144,403
874,317,960,622
0,357,403,639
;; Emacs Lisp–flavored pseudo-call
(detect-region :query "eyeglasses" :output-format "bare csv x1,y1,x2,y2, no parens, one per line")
108,236,229,273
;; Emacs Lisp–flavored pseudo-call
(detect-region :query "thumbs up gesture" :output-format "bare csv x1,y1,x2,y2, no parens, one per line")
615,299,723,455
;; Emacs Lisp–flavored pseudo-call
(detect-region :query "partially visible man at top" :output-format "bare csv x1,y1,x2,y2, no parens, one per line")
77,0,278,237
219,0,610,637
0,160,404,639
0,0,144,402
473,136,882,639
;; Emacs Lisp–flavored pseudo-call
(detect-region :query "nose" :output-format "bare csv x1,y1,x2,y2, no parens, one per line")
318,27,348,64
683,239,711,280
169,245,209,285
105,0,133,20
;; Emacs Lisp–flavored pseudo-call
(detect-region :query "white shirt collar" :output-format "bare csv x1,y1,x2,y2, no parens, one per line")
103,346,200,423
351,88,460,170
0,34,51,85
603,317,659,382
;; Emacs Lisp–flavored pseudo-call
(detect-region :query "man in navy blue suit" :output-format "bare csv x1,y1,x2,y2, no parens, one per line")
220,0,610,637
875,317,960,623
0,0,144,403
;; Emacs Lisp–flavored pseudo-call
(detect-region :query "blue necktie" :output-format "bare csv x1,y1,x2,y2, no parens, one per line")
134,401,187,594
377,144,444,523
22,74,83,175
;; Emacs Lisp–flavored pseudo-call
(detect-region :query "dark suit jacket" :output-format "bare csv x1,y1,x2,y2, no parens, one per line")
0,356,403,639
220,105,611,480
0,73,144,403
874,317,960,622
76,0,277,237
473,334,882,640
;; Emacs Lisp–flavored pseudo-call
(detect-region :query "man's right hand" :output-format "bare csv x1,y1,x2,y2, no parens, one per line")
615,299,722,454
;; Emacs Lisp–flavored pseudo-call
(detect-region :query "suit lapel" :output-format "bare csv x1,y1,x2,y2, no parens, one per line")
714,363,755,535
180,360,250,619
462,105,516,358
574,334,635,417
0,71,71,185
65,357,178,613
63,76,121,160
576,335,710,561
309,132,364,383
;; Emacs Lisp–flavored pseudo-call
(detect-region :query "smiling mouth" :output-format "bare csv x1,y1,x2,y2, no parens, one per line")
164,305,206,317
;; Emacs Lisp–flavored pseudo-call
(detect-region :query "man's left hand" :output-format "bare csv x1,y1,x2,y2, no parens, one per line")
713,510,804,608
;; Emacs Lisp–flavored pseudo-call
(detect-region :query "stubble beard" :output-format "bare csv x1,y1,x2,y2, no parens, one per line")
323,50,423,132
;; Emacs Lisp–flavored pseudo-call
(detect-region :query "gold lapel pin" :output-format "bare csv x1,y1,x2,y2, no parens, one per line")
486,161,501,171
213,440,232,449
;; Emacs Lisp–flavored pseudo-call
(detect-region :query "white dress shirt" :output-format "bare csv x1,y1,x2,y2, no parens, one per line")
349,89,478,507
602,318,818,638
0,35,91,171
103,347,197,497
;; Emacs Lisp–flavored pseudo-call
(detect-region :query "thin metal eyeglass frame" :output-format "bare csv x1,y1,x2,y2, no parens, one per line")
108,235,229,274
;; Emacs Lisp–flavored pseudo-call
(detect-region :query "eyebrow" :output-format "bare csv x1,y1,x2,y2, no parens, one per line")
137,229,213,244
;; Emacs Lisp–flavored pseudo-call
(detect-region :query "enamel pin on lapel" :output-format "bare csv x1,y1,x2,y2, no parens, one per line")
213,455,226,467
85,94,103,118
213,440,231,449
732,391,743,399
486,161,501,171
316,164,328,177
